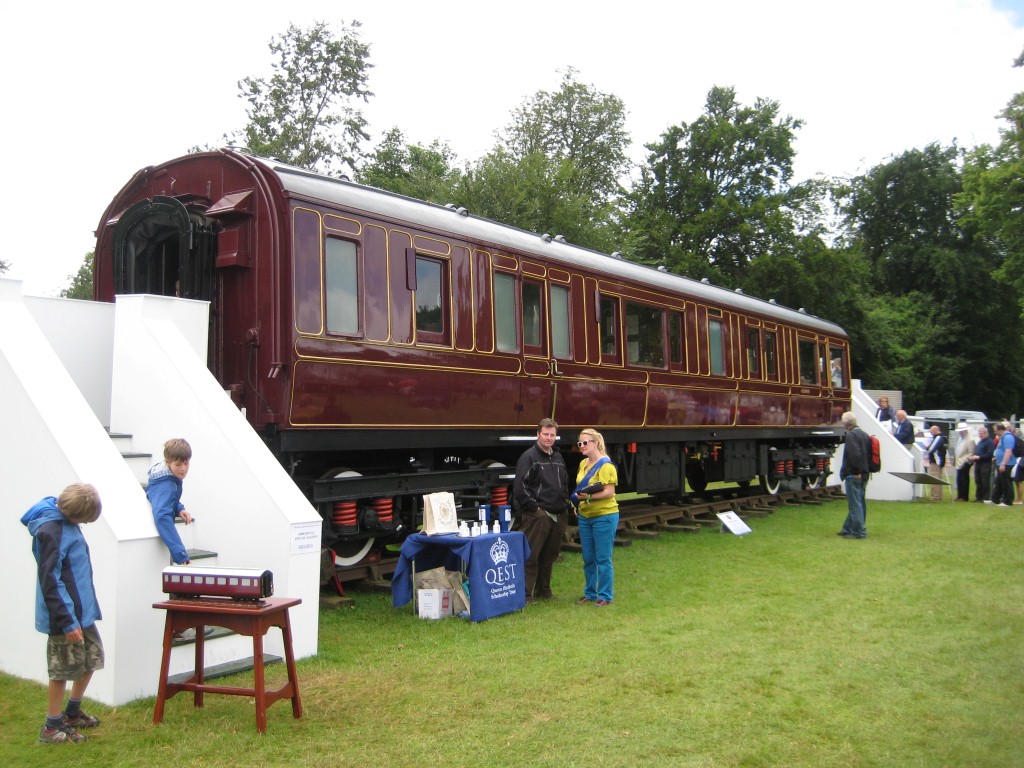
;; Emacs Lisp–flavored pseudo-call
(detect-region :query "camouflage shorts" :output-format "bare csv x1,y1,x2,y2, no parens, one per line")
47,625,105,681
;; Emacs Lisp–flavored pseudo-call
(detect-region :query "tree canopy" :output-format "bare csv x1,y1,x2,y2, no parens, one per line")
237,21,373,176
624,86,816,286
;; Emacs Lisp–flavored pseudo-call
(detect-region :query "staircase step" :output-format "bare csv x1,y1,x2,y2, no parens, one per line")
167,654,282,685
186,549,218,561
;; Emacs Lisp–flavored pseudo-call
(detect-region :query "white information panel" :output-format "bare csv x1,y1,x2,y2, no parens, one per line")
716,511,752,536
290,520,322,555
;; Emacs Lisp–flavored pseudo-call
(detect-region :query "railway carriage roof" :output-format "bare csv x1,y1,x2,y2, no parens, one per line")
241,151,846,338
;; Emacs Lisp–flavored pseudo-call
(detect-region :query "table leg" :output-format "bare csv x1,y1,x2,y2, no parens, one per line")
153,616,174,724
194,624,206,708
281,613,303,718
253,629,267,733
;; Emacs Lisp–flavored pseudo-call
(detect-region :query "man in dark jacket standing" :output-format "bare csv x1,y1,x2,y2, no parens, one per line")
838,411,871,539
970,426,995,502
514,418,571,602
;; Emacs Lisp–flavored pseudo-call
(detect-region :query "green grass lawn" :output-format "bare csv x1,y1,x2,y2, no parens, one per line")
2,498,1022,767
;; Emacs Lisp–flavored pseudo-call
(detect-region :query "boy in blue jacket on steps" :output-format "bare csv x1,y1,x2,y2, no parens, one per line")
146,438,193,565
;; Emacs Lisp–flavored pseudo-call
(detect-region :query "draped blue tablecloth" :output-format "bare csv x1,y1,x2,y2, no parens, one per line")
391,531,530,622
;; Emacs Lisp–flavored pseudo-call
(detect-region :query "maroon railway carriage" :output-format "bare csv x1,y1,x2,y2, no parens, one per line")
94,149,850,563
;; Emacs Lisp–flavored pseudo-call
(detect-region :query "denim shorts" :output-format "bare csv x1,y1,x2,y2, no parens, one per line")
47,624,105,681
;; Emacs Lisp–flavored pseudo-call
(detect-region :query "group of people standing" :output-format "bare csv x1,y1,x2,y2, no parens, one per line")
512,419,620,607
952,421,1023,506
875,396,1024,506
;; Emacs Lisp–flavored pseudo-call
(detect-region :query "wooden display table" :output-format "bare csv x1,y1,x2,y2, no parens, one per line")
153,596,302,733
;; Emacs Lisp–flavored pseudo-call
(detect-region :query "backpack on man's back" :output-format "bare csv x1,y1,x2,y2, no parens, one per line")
868,434,882,474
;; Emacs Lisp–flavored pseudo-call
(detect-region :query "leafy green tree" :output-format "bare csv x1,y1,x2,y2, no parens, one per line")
625,85,811,285
60,252,94,300
237,21,373,175
445,70,629,254
455,149,620,253
357,128,464,203
0,257,8,274
836,142,1024,414
959,93,1024,308
498,67,631,204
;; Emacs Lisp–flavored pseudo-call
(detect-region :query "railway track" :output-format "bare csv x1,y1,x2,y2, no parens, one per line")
564,483,846,548
326,484,847,595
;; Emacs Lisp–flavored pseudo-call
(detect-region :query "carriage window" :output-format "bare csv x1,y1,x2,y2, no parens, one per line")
494,272,517,352
798,339,818,385
415,256,447,339
708,319,725,375
765,332,777,377
829,346,847,388
747,328,761,377
325,239,358,334
600,297,620,361
550,284,570,358
669,312,684,365
626,302,665,368
523,280,545,353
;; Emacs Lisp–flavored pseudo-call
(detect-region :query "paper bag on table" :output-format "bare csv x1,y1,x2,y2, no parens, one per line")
422,491,459,535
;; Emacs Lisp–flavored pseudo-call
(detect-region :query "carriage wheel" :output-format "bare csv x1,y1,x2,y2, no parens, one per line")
321,468,376,566
758,473,782,495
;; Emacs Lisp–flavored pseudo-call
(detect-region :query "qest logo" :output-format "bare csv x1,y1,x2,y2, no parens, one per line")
485,537,518,586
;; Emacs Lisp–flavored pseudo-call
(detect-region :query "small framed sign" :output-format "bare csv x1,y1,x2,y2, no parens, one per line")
717,511,752,536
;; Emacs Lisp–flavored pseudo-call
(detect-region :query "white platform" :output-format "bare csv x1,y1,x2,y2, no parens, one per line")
0,278,321,705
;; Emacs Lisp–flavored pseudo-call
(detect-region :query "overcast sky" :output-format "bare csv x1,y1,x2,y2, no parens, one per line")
3,0,1023,296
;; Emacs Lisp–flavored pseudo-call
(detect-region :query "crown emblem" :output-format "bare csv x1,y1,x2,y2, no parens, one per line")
436,497,456,524
489,537,510,565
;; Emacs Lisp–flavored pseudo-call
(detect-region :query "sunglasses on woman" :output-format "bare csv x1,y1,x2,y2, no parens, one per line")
577,440,591,447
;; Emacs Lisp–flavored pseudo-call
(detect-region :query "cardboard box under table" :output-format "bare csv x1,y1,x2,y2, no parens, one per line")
392,532,530,622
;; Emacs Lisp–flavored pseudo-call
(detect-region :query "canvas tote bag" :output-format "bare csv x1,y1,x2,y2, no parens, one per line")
422,491,460,535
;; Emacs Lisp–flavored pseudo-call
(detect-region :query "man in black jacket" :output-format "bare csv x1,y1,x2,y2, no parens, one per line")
838,411,871,539
969,425,995,502
513,418,571,601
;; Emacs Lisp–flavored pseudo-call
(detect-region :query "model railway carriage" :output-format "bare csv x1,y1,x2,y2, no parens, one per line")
95,149,851,564
162,565,274,601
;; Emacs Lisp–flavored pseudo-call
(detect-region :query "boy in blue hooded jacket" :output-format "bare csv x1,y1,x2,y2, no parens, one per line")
21,483,104,744
146,438,193,565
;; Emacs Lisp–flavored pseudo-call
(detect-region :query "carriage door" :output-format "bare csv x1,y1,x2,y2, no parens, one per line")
519,275,556,422
793,334,829,424
111,195,219,370
111,196,217,301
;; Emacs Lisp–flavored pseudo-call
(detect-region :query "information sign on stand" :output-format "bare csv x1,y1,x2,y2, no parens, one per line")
717,511,752,536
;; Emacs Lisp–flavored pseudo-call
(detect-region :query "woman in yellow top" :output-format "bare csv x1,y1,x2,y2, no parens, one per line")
573,428,619,606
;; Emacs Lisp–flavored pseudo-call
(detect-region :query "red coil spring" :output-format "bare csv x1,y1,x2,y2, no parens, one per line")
491,486,509,505
786,460,794,475
371,497,394,523
775,460,786,477
332,500,358,528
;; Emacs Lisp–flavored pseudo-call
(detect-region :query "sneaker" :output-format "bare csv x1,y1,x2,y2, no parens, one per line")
997,503,1010,507
594,599,612,607
983,500,994,504
38,723,85,744
64,711,100,729
576,597,593,604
